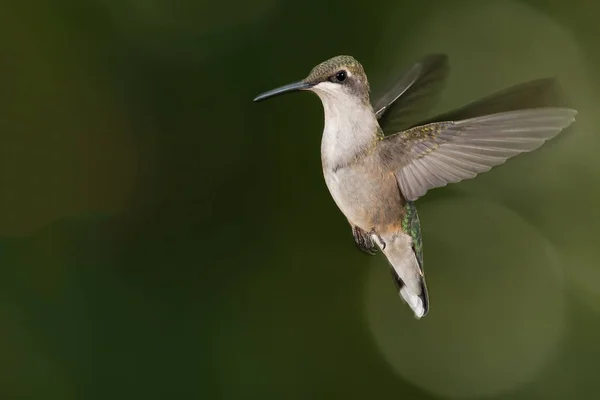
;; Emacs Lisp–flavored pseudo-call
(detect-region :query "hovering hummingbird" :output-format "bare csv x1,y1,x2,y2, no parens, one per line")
253,54,577,319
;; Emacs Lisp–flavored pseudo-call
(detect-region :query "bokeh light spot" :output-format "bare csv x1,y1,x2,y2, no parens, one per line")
365,197,566,398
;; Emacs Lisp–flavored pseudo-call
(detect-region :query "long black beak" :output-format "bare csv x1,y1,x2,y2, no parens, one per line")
253,81,314,102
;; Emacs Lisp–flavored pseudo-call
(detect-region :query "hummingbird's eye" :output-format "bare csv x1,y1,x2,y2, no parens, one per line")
335,70,347,82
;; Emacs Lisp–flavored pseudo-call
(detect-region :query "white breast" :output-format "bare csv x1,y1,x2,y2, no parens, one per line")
313,81,379,169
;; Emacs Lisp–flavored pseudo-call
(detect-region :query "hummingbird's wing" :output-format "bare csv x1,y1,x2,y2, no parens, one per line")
417,78,569,125
372,54,450,135
379,107,577,201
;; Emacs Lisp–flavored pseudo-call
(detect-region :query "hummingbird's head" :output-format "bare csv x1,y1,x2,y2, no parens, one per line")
304,55,370,101
253,55,371,105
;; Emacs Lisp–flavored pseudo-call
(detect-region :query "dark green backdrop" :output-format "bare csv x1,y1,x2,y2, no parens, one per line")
1,0,599,399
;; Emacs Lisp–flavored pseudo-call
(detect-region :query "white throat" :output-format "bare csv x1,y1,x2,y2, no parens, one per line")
314,82,379,170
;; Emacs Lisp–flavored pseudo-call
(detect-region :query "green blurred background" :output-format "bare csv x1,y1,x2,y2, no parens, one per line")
1,0,599,398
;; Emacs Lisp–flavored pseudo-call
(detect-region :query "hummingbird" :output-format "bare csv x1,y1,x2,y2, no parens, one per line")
253,54,577,319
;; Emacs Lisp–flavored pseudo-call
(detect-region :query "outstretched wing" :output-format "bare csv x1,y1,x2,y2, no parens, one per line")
372,54,450,134
419,77,570,124
379,107,577,202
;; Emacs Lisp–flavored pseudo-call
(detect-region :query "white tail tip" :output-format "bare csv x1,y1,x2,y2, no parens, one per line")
400,286,426,319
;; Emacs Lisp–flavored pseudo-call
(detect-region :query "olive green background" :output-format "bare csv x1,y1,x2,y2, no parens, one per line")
1,0,599,399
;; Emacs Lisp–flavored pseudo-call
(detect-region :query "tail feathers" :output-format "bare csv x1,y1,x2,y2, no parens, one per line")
393,265,429,319
375,232,429,319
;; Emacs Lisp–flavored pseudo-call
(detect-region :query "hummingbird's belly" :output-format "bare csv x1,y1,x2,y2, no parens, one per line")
323,165,402,230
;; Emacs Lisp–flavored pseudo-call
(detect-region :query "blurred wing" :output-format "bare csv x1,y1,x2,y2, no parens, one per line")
419,78,569,124
372,54,450,134
380,108,577,201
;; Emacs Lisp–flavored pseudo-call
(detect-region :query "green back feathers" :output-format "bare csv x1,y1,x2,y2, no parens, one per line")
402,201,423,267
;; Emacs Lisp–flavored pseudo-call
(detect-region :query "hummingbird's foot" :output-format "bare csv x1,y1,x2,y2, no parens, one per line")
352,225,378,255
369,229,386,251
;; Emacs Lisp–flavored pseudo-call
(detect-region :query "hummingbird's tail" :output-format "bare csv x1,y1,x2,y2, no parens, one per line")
374,231,429,319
